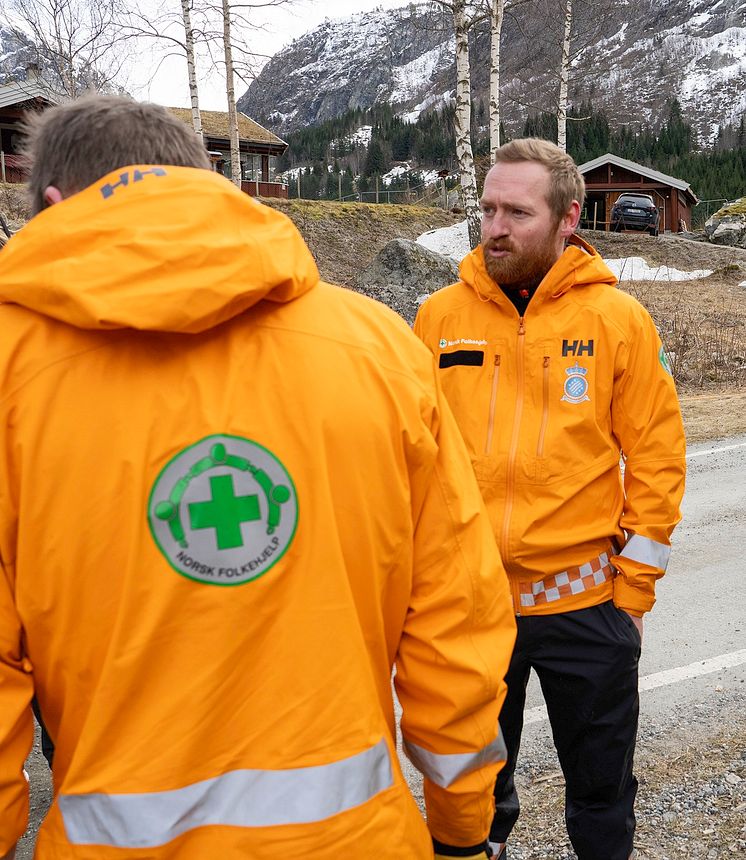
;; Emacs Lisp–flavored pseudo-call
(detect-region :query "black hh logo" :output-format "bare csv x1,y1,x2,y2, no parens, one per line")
562,339,594,357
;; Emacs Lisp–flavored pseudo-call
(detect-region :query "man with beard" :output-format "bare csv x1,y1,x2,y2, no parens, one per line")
414,138,686,860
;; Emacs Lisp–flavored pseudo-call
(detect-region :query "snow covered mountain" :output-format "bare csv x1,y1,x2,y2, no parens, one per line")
238,0,746,146
0,26,38,82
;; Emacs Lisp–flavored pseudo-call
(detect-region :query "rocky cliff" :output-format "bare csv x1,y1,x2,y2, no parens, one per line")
238,0,746,146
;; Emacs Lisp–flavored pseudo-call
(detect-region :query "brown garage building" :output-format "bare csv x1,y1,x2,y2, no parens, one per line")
577,153,698,233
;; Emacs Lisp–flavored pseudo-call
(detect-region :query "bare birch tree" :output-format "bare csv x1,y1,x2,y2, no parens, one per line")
432,0,482,249
221,0,242,186
488,0,504,160
180,0,204,139
499,0,612,149
7,0,131,98
556,0,572,150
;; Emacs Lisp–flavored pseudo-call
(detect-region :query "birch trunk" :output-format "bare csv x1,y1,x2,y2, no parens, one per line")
452,0,481,249
180,0,203,142
557,0,572,151
222,0,242,187
489,0,504,162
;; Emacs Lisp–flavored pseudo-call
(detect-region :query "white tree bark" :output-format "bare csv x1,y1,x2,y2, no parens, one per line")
488,0,504,162
557,0,573,151
221,0,242,187
451,0,481,249
180,0,203,142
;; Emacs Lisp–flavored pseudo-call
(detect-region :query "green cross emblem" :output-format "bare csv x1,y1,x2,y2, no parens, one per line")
148,435,298,586
188,474,261,550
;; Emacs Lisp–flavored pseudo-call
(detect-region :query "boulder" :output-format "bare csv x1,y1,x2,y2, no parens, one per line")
705,198,746,248
354,238,460,324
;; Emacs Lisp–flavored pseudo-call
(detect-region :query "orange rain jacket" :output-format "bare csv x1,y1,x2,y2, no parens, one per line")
414,236,686,618
0,166,516,859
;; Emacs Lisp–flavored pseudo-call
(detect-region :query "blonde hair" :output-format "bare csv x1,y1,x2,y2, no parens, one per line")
492,138,585,219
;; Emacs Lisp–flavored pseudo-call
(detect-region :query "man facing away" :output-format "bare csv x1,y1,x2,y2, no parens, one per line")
414,138,686,860
0,95,516,860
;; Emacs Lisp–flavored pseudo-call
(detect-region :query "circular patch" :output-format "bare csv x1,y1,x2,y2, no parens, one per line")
564,374,588,400
148,435,298,586
439,338,448,349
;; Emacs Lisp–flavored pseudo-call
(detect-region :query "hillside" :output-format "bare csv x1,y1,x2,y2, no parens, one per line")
239,0,746,147
261,198,746,441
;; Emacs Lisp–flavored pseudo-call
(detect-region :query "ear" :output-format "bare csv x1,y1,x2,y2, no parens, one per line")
559,200,581,238
43,186,64,207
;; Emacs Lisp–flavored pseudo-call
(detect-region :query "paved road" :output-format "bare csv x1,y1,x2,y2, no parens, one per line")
18,437,746,856
522,433,746,722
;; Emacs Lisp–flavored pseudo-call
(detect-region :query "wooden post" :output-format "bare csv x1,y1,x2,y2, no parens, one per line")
338,172,342,201
593,202,597,231
1,151,5,183
297,169,301,199
375,175,379,204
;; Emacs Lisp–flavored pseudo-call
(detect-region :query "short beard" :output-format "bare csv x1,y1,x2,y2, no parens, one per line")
483,241,560,292
484,221,559,290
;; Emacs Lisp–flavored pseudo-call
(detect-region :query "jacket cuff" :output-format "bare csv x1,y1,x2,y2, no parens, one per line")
432,837,490,857
612,556,657,615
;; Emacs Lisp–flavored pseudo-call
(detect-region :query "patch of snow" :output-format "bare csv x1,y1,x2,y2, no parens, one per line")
381,164,410,185
417,220,470,262
414,228,719,280
390,40,454,104
350,125,373,147
605,257,713,281
398,91,454,125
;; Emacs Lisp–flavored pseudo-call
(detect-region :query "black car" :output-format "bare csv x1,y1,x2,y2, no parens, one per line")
610,193,660,236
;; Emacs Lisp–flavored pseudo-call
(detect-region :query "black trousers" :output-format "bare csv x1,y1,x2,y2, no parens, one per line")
489,601,640,860
31,697,55,768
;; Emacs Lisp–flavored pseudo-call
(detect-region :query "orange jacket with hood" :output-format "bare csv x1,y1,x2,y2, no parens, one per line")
414,236,686,617
0,166,516,859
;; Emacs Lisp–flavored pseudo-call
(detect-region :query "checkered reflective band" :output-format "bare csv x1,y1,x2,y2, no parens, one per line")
519,551,614,608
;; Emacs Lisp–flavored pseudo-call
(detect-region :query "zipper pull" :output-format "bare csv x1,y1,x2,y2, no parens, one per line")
518,317,526,336
543,356,550,368
494,354,501,367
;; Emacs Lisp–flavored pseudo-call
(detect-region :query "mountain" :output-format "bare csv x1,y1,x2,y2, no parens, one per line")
238,0,746,147
0,25,38,82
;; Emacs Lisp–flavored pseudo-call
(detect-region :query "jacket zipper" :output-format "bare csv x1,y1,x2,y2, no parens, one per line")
501,317,525,613
536,356,550,458
484,354,501,455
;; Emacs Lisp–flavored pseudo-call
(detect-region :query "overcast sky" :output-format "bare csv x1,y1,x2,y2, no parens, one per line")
131,0,409,111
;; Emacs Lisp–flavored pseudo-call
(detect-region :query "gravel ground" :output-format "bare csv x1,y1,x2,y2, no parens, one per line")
392,686,746,860
495,693,746,859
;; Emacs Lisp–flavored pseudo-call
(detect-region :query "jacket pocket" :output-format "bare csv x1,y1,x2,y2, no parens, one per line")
484,354,501,455
536,355,550,458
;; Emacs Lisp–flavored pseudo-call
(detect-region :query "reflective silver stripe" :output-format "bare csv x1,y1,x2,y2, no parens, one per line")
59,737,393,848
620,534,671,570
402,729,507,789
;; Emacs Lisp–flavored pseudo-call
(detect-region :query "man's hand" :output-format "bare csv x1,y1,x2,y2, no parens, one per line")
624,611,644,642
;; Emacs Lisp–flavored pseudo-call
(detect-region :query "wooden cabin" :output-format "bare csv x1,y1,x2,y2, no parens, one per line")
167,108,289,199
577,153,698,233
0,76,58,183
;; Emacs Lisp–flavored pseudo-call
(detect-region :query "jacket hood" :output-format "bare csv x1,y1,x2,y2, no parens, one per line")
459,234,617,304
0,166,319,333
